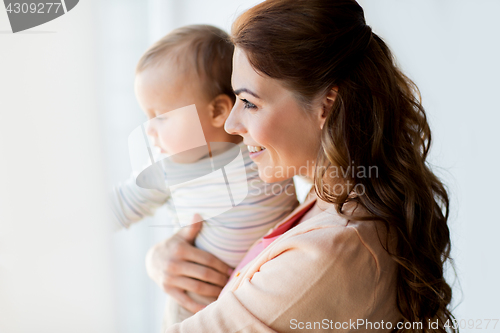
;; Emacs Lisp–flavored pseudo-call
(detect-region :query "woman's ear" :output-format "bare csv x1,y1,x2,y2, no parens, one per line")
319,87,338,130
209,94,234,128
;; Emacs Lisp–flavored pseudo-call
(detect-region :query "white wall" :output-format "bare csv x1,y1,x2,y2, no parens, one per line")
147,0,263,42
0,1,117,332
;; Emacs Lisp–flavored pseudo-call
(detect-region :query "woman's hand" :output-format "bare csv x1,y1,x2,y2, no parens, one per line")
145,214,233,313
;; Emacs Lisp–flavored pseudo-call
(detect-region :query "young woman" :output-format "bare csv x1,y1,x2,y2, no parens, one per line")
149,1,456,331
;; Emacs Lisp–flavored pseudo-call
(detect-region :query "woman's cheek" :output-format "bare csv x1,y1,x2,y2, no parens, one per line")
250,117,275,146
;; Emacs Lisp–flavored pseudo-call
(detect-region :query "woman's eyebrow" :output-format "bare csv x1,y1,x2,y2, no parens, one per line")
233,88,260,99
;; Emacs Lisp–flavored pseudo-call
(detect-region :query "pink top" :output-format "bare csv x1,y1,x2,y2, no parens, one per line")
220,199,316,296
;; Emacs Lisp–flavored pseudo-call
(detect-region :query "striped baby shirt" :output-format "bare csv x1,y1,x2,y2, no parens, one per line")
110,142,298,267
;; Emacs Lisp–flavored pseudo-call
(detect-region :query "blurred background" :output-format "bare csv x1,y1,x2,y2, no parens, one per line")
1,0,499,332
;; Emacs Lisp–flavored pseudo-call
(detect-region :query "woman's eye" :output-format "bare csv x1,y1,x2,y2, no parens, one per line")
241,98,257,109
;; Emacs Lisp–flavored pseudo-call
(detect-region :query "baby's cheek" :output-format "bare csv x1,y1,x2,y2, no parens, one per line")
156,127,178,153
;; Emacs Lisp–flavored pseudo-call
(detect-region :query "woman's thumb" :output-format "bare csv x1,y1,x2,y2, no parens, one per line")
177,214,203,243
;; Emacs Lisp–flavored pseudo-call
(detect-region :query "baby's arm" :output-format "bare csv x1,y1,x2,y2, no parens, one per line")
110,173,170,229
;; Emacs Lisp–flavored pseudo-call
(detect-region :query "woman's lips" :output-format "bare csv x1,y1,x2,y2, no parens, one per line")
247,145,266,159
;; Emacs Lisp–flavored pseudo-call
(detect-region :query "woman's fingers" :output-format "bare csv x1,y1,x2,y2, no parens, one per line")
173,260,229,287
145,213,233,306
167,275,223,297
172,214,233,276
181,244,233,277
176,219,203,243
165,286,206,314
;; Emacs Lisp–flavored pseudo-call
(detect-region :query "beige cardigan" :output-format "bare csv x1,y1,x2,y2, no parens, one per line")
166,198,401,332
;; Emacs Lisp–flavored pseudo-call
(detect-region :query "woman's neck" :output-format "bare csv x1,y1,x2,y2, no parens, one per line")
298,190,332,223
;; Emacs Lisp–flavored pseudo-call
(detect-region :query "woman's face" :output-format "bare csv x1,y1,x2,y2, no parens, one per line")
225,48,326,183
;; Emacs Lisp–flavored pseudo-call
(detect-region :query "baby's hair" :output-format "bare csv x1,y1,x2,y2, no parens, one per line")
136,24,235,104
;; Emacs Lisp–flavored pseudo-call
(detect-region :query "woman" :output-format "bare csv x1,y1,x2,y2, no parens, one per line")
148,0,456,331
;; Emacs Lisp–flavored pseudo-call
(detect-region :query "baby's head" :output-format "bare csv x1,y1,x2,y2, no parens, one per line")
135,25,240,159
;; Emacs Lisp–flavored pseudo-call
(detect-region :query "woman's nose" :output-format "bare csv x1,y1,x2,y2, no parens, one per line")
224,105,246,136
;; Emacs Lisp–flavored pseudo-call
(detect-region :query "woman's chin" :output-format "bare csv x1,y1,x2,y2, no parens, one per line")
257,166,288,183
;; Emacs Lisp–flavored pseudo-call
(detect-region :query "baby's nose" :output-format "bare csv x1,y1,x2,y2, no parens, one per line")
145,119,157,137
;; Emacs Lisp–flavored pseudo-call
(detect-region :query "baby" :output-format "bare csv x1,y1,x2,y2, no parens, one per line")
110,25,298,329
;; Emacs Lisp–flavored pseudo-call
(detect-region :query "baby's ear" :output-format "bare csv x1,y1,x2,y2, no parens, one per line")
210,94,234,128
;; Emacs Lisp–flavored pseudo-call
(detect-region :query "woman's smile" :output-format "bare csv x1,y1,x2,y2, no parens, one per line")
247,145,267,159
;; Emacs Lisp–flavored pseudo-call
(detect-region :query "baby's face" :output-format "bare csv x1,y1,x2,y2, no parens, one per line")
135,66,210,162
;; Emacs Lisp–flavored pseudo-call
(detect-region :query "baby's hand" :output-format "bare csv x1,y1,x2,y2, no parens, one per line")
145,214,232,313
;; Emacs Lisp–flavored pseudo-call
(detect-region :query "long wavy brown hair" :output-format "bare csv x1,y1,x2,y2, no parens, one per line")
232,0,456,331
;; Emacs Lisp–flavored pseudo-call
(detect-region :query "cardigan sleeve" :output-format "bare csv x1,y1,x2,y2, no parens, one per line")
166,225,381,333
